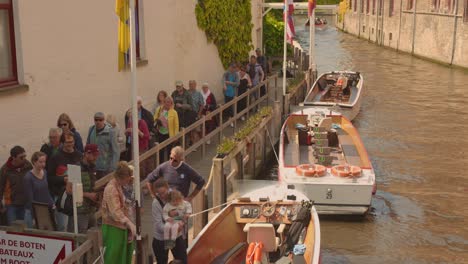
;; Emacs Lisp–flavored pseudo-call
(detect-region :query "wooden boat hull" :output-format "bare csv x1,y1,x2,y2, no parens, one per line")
188,185,321,264
278,111,375,215
303,71,364,121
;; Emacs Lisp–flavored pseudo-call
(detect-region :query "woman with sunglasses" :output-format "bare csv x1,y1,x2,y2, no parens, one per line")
57,113,84,153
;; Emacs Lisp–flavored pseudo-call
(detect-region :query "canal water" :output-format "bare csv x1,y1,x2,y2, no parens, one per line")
268,16,468,263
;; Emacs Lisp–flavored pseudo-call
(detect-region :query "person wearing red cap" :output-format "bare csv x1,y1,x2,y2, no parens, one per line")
66,144,100,233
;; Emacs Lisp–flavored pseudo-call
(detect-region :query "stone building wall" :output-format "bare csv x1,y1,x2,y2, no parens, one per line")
338,0,468,68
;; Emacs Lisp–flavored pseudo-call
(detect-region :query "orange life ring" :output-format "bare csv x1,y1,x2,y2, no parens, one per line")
246,242,263,264
296,164,327,177
336,78,344,86
331,165,362,178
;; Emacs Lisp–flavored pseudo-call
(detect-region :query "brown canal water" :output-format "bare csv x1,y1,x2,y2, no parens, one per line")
269,17,468,263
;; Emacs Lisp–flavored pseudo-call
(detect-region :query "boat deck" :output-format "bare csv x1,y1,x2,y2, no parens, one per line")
281,113,374,185
283,127,364,167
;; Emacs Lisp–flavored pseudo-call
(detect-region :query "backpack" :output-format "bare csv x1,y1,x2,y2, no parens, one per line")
55,190,73,216
248,63,257,80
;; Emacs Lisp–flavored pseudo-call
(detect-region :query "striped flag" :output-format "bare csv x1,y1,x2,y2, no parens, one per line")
284,0,295,44
116,0,130,71
308,0,316,17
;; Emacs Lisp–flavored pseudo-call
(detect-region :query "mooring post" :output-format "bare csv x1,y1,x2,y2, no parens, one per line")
252,139,256,178
192,188,206,237
274,100,281,140
262,129,267,167
202,116,206,156
212,158,224,213
218,111,223,143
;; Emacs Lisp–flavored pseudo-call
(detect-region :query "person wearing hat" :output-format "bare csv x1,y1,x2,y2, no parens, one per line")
66,144,100,233
86,112,119,179
171,81,193,128
222,63,240,127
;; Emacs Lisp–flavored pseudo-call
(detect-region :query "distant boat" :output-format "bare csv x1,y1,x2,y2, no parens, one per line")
305,17,327,26
302,71,364,121
278,109,376,215
188,182,321,264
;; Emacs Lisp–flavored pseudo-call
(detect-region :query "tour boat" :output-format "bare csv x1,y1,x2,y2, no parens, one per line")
278,109,376,215
188,182,321,264
302,71,364,121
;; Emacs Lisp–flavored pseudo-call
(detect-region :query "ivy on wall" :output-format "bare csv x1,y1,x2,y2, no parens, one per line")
263,13,284,57
195,0,253,68
338,0,348,22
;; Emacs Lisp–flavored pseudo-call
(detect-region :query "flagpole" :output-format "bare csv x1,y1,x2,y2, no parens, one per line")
129,0,142,263
309,3,316,73
282,1,288,96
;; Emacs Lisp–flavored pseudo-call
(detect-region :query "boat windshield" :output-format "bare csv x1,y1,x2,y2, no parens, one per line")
228,180,282,200
227,179,309,202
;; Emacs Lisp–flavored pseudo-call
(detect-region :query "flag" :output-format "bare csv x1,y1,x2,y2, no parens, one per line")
308,0,316,17
116,0,130,71
284,0,295,44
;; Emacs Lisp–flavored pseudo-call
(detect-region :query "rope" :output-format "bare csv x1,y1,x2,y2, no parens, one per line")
266,127,279,163
247,242,260,264
189,200,234,218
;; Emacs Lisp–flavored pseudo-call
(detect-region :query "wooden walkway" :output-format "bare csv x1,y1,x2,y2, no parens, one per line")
139,76,283,260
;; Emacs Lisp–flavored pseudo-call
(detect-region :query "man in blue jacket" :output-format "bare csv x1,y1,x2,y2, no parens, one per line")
86,112,119,179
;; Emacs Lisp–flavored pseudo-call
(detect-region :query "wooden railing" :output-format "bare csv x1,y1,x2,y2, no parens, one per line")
58,62,312,263
94,74,280,191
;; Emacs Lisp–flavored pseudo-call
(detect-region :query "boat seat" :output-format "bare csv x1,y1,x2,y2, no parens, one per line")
243,223,280,252
210,242,247,264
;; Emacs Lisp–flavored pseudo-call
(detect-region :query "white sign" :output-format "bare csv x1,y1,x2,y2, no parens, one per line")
67,164,82,184
0,231,73,264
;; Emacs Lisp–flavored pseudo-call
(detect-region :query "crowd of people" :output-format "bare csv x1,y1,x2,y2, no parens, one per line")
0,49,268,264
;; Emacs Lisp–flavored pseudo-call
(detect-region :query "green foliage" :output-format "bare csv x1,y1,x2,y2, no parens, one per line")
263,13,284,57
217,137,237,155
195,0,253,68
217,106,273,155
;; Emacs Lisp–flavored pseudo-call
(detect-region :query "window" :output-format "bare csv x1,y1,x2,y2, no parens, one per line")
431,0,440,11
0,0,17,88
465,0,468,22
389,0,395,16
354,0,357,12
372,0,376,14
349,0,352,10
135,0,140,59
407,0,414,10
361,0,365,13
442,0,454,13
367,0,370,13
378,0,383,15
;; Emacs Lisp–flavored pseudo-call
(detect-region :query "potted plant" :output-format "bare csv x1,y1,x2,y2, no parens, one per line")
216,138,236,158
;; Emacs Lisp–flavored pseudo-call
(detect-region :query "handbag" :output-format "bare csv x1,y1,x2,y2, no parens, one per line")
55,190,74,216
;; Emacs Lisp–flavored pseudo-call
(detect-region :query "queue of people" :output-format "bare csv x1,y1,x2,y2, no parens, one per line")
0,50,268,264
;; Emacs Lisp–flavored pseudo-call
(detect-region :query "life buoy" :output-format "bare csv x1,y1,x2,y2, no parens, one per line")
295,164,327,177
246,242,263,264
331,165,362,178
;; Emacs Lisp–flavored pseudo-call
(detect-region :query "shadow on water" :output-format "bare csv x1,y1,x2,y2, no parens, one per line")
261,15,468,264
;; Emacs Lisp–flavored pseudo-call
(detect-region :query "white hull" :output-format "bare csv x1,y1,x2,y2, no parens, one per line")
279,167,374,215
303,71,364,121
279,108,375,215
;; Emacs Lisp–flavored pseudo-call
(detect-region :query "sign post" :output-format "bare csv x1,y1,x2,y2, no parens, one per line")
67,164,82,235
